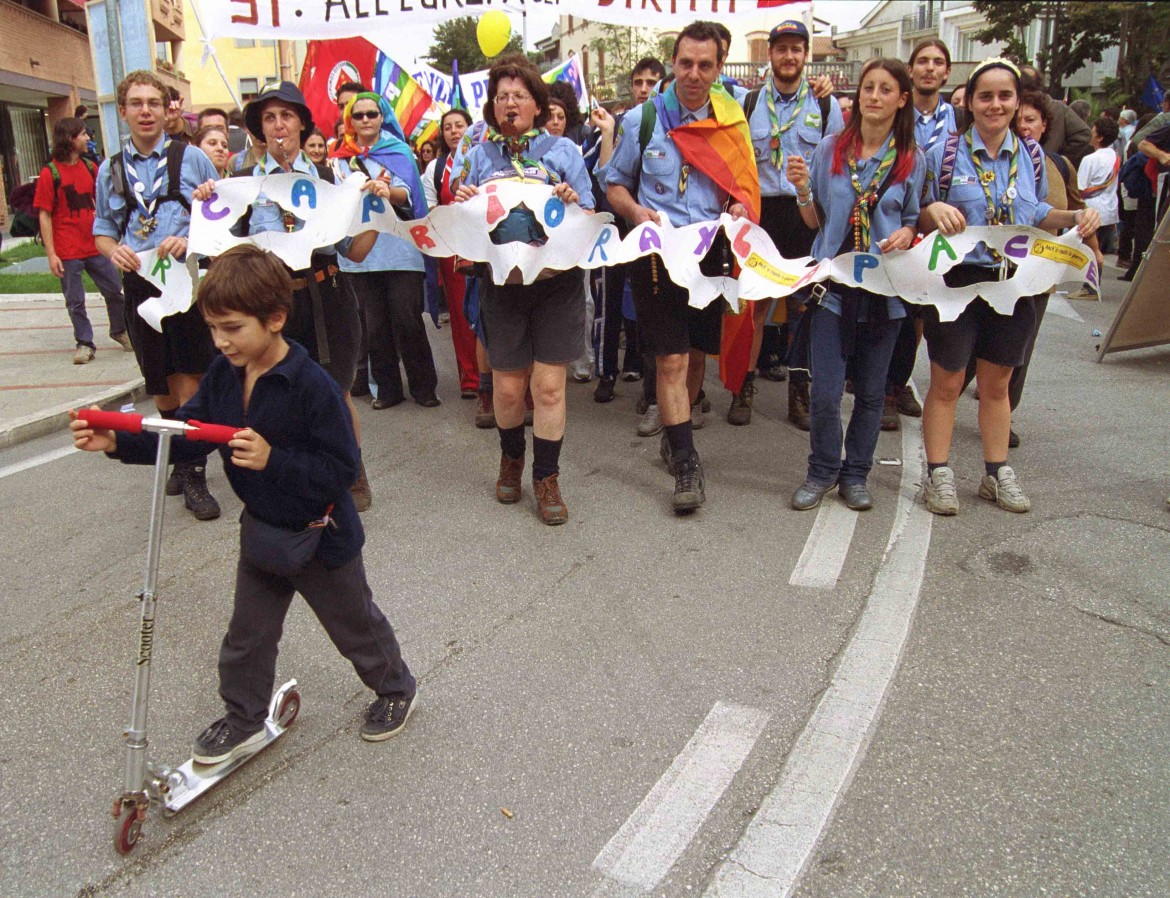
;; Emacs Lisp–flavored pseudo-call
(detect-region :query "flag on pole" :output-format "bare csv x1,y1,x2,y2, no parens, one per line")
374,54,436,140
1141,74,1165,112
299,38,380,141
542,55,589,112
451,59,468,112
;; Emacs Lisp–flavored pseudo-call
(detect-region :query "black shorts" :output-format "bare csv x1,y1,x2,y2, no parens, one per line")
287,266,361,391
124,269,217,396
627,254,724,356
480,268,586,371
922,265,1038,372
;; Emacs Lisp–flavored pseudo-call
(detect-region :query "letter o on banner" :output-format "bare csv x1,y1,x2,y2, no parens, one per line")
544,196,565,228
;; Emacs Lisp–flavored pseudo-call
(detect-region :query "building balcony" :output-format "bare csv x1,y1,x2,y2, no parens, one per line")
153,0,184,42
0,0,95,95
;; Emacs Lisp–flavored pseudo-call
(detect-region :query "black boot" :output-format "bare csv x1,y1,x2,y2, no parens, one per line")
181,461,221,521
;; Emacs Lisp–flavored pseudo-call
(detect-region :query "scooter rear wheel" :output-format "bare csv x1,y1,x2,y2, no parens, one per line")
277,688,301,727
114,805,143,855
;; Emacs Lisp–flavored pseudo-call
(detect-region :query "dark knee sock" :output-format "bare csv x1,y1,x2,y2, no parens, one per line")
478,371,493,392
928,461,949,475
532,436,563,481
665,421,695,457
985,460,1006,476
498,424,525,460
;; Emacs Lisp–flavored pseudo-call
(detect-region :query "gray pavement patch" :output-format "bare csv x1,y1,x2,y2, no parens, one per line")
0,378,146,449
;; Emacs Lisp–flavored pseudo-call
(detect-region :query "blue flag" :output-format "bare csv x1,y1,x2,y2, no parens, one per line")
1141,74,1164,112
451,59,467,112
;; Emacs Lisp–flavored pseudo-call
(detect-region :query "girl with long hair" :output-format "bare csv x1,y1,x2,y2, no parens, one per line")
785,58,924,512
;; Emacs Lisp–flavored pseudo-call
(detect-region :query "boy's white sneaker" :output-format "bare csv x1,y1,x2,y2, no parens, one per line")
979,465,1031,513
924,466,959,515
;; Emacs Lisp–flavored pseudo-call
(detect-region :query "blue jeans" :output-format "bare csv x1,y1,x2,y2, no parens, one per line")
807,303,900,486
62,255,125,347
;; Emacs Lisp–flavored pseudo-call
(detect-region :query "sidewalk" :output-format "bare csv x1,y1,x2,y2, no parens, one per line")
0,292,145,448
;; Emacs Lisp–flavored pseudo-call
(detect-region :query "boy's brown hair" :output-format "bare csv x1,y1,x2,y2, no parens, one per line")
116,70,168,108
198,245,293,323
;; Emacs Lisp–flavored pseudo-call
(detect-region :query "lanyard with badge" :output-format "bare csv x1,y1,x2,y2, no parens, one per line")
123,139,170,238
967,131,1018,225
766,79,810,169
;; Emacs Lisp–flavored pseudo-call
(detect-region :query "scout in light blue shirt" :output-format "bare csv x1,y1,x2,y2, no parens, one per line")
602,100,726,226
240,151,354,258
914,97,957,154
332,156,424,274
94,134,218,252
748,80,844,198
922,128,1052,267
462,133,595,209
808,134,927,319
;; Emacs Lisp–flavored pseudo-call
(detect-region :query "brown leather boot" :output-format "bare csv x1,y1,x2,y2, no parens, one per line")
351,460,372,512
880,392,900,431
475,389,496,429
533,473,568,525
496,454,524,504
788,379,810,432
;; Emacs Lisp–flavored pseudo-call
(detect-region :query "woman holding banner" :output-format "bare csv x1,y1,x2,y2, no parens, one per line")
785,58,924,513
454,57,594,526
918,59,1099,516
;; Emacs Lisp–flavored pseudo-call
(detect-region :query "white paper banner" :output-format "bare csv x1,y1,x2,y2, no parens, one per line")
137,249,201,332
201,0,773,41
187,175,1098,321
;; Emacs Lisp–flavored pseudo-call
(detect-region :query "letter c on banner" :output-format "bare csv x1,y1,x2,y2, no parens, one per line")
853,254,880,282
1004,235,1029,260
544,196,565,227
201,192,230,221
638,225,662,253
362,194,385,222
291,179,317,210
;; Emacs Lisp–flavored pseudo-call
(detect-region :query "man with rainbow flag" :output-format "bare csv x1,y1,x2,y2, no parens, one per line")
604,21,761,516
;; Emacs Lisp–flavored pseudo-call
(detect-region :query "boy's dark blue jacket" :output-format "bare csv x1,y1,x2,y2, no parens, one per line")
112,340,364,567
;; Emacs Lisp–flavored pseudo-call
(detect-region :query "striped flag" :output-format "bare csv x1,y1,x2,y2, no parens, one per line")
542,55,589,112
374,53,435,140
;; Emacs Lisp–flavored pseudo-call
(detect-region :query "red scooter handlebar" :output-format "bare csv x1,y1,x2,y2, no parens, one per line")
77,410,240,445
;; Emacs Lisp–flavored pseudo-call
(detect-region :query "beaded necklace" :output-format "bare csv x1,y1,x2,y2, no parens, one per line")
846,132,898,251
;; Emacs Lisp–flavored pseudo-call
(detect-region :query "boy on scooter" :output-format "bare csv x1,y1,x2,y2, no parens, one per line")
70,245,417,764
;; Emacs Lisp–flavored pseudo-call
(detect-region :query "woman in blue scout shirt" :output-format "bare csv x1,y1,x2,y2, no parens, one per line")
455,57,595,527
784,58,924,513
917,59,1100,517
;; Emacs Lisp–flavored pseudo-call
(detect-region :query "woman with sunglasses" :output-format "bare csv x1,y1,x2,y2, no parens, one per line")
918,59,1099,516
454,57,594,526
331,92,440,410
785,58,924,512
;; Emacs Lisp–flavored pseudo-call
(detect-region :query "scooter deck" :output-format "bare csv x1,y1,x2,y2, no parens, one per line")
162,679,298,815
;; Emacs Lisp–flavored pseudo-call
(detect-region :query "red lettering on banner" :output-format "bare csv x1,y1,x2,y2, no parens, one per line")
485,185,506,226
231,0,258,25
410,225,436,250
733,223,752,258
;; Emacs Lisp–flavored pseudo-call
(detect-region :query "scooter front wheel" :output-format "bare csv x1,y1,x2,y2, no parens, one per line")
277,688,301,727
114,804,144,855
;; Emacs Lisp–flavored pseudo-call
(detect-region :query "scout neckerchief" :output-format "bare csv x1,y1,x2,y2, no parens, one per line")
122,137,171,238
485,126,560,184
968,130,1018,224
765,78,810,169
918,97,952,152
257,150,313,232
847,131,898,251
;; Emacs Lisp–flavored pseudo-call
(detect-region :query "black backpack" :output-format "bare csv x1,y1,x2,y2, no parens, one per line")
108,140,190,238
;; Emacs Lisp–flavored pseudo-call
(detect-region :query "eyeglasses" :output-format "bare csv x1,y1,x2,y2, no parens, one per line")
494,92,534,105
351,110,382,121
125,99,165,111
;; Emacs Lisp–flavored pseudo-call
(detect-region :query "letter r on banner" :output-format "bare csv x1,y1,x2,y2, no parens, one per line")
410,225,436,249
589,228,612,263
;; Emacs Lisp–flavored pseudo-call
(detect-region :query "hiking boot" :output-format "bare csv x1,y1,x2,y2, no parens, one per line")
659,432,675,473
351,460,372,513
881,393,900,431
690,398,706,430
165,464,184,496
838,481,874,511
895,385,922,417
788,380,810,431
1008,427,1020,449
533,473,569,525
759,363,788,382
924,466,959,516
672,450,706,513
193,718,265,765
496,454,524,504
593,376,616,403
727,376,757,426
698,390,711,413
637,404,663,437
475,389,496,428
360,692,418,742
181,463,221,520
73,344,95,365
791,479,837,511
979,465,1031,513
112,331,133,352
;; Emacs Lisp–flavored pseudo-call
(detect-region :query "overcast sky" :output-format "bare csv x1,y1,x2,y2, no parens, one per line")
371,1,881,70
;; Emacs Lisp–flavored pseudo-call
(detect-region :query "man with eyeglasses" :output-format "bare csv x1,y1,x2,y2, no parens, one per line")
94,70,223,521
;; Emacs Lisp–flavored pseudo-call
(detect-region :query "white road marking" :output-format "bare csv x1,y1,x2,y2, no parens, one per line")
594,702,771,892
0,444,76,480
1047,294,1085,322
704,417,933,898
789,500,859,588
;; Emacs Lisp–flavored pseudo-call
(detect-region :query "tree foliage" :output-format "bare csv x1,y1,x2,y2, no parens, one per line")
587,24,672,97
426,16,525,75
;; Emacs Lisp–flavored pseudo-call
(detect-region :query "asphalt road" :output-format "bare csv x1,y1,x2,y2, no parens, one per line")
1,274,1166,897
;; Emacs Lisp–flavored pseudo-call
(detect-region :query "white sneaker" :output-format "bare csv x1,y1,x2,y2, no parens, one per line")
636,403,663,437
73,345,95,365
924,466,959,515
979,465,1031,513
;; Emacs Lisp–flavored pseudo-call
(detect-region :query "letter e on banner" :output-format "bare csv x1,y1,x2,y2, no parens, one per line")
291,179,317,210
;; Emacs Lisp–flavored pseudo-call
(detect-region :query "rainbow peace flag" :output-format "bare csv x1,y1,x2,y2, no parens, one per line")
541,55,588,111
374,53,435,141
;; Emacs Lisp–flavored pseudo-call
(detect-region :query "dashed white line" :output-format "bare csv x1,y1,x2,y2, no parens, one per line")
0,444,76,480
594,702,771,892
704,417,933,898
789,499,859,589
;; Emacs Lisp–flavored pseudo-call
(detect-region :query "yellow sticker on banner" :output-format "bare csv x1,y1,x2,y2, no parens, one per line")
1030,239,1089,269
745,252,802,286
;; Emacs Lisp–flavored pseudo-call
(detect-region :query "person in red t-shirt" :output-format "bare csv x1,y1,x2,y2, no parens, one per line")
34,117,130,365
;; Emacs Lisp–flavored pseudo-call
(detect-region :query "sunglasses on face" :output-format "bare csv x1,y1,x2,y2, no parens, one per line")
351,110,381,121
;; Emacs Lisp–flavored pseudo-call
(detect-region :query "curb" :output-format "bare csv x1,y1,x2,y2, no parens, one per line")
0,379,147,450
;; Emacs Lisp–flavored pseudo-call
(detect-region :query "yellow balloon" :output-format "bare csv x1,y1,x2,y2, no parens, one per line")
477,10,512,58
